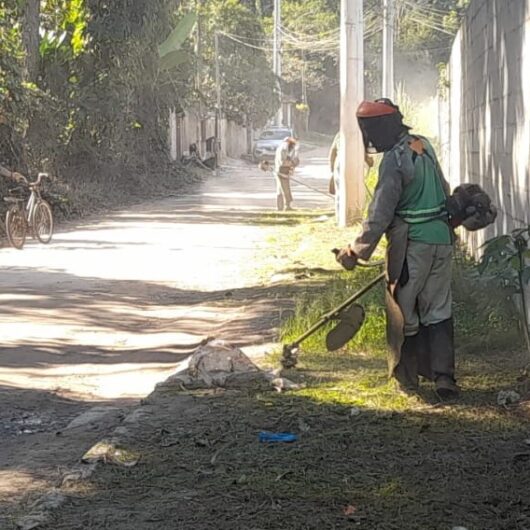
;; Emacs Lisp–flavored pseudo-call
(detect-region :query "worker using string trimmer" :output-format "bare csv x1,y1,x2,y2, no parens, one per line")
274,136,299,211
335,98,496,400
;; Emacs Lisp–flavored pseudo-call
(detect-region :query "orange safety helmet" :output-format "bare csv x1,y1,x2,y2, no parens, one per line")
356,99,400,118
356,98,408,153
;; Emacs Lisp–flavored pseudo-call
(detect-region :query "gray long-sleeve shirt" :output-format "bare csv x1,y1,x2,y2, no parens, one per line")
352,151,405,261
352,134,449,260
0,164,13,179
352,134,450,261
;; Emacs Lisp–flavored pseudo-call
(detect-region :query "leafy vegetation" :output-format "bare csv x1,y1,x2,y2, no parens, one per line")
478,226,530,359
273,212,524,373
0,0,284,223
0,0,472,219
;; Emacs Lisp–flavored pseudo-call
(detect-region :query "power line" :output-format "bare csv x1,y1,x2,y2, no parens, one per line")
219,31,271,52
406,14,455,35
220,31,272,43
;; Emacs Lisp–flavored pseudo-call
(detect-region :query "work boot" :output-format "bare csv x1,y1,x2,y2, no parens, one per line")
435,375,460,400
429,318,459,400
416,325,432,380
392,333,420,392
429,318,456,382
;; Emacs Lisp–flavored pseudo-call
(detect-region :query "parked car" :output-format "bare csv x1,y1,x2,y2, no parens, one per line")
253,126,294,162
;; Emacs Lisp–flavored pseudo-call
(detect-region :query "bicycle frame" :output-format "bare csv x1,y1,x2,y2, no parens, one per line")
3,172,52,249
25,186,40,225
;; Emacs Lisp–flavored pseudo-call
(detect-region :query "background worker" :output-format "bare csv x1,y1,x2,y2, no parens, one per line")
0,164,24,181
274,137,299,211
328,132,374,219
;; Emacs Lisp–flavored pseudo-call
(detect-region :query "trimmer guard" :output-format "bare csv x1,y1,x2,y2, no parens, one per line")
325,303,365,351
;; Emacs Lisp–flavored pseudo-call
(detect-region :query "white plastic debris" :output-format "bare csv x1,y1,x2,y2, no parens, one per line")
350,407,361,417
164,339,303,392
16,514,48,530
497,390,521,406
81,440,139,467
270,377,305,392
298,419,311,432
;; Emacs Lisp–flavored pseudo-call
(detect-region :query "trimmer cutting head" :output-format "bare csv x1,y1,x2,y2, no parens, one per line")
279,268,385,371
325,303,365,351
281,344,299,369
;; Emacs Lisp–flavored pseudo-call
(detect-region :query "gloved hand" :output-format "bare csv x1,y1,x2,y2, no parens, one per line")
332,246,358,271
11,172,25,182
258,160,271,172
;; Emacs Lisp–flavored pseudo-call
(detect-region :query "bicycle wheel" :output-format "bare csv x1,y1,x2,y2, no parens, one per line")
32,200,54,244
5,205,27,249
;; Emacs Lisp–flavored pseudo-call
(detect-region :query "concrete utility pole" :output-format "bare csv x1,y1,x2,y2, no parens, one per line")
214,31,222,169
196,0,204,155
382,0,395,99
338,0,365,227
273,0,283,125
213,31,223,169
215,32,221,114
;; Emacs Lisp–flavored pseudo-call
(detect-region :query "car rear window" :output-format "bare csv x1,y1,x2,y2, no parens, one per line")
259,130,291,140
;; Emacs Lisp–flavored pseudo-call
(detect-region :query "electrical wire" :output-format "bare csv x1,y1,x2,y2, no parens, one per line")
405,14,456,35
219,32,272,52
401,0,458,17
398,0,460,36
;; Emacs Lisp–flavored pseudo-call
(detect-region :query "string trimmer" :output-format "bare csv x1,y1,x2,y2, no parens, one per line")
259,160,334,199
281,259,385,369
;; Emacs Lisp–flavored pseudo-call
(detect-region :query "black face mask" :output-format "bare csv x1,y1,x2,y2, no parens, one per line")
357,113,407,153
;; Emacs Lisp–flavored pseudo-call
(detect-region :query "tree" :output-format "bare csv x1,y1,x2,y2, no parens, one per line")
193,0,278,127
20,0,40,82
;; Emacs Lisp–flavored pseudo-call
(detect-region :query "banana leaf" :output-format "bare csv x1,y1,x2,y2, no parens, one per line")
158,13,197,59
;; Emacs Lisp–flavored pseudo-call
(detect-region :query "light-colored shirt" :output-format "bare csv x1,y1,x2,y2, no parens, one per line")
274,141,299,178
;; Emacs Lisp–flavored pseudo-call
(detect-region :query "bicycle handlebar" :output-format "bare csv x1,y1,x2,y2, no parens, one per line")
31,173,49,187
13,172,49,187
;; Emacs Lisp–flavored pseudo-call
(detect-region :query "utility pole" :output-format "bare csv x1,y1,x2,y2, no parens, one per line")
382,0,394,99
338,0,365,227
273,0,283,126
214,31,222,167
301,50,309,133
196,0,204,156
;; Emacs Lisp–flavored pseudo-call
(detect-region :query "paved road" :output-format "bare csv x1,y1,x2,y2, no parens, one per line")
0,145,332,517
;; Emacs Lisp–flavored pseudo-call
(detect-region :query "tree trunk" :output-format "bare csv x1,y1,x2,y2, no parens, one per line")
21,0,40,82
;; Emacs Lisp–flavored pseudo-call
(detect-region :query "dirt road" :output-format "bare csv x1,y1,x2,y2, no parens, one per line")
0,146,332,521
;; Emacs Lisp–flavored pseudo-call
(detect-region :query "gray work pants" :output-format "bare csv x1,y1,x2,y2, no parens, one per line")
276,175,292,211
396,241,453,337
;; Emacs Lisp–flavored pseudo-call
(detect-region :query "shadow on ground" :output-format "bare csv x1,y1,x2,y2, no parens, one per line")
38,345,530,530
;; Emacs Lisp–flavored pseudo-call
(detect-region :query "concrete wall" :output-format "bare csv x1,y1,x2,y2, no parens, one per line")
168,108,252,162
440,0,530,255
220,119,251,159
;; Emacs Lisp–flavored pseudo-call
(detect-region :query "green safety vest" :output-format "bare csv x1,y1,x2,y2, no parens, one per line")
395,137,451,245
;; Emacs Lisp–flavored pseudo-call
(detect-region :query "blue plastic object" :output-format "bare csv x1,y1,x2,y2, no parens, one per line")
258,431,298,443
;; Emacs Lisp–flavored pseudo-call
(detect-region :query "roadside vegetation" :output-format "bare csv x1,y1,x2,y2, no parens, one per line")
45,210,530,530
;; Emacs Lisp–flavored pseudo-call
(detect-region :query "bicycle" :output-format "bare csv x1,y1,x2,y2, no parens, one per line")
4,172,54,249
